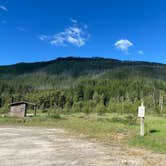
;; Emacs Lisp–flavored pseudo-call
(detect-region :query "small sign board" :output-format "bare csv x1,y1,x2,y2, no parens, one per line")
138,105,145,118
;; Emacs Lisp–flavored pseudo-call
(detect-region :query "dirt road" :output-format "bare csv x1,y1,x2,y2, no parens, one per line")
0,127,165,166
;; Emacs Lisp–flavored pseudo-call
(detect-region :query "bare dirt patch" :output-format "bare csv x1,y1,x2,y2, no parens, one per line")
0,126,165,166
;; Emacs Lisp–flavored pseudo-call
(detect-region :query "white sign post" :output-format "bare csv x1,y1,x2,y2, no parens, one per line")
138,103,145,136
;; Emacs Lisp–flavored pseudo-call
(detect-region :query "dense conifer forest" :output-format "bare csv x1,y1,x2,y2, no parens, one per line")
0,57,166,115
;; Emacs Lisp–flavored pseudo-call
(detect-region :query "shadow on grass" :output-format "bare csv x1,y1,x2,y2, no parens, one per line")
149,129,160,133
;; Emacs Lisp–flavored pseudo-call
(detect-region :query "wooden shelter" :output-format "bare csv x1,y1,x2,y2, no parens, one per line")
9,101,36,118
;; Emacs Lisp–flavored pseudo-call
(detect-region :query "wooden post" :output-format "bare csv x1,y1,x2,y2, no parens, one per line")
159,94,163,112
34,106,37,116
140,117,144,136
138,102,145,136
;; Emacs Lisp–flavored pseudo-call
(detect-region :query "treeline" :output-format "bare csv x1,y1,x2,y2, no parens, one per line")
1,76,166,115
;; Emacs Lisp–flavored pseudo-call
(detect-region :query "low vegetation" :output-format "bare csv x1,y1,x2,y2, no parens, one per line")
0,112,165,154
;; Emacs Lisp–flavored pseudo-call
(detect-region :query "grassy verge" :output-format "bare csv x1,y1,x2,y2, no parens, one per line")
128,116,166,153
0,113,165,153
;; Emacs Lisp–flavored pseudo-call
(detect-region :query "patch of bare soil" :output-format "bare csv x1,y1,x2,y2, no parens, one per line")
0,126,165,166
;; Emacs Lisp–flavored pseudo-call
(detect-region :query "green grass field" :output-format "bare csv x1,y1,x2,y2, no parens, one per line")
0,112,165,153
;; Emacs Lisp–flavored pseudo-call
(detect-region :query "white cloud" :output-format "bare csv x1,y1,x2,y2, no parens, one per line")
70,18,77,24
115,39,133,53
138,50,144,55
51,33,65,46
38,34,49,41
67,35,85,47
39,19,89,47
0,5,8,11
51,26,87,47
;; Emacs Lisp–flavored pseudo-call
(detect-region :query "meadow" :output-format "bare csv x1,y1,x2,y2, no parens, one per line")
0,112,165,154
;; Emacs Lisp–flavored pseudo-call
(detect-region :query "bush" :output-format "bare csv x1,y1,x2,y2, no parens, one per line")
88,100,96,112
125,114,137,125
83,104,90,115
108,103,121,113
82,100,96,115
96,102,107,115
63,101,72,113
0,105,9,114
48,108,62,119
72,101,84,112
123,102,138,115
41,109,48,113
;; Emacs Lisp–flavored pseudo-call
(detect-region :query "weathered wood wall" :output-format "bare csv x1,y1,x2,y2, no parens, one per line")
9,104,26,118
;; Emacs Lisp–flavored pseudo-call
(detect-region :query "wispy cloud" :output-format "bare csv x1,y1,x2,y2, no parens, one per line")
39,19,89,47
115,39,133,53
138,50,144,55
38,34,49,41
0,5,8,11
70,18,77,24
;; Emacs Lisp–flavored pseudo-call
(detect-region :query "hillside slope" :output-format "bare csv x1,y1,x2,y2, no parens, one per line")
0,57,166,80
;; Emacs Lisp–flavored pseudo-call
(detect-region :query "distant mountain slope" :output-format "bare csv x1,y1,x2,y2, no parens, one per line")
0,60,54,77
0,57,166,79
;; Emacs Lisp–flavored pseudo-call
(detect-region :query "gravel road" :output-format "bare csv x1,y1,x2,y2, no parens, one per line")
0,126,165,166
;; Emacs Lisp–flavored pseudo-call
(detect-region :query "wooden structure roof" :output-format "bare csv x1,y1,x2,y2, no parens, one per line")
10,101,36,106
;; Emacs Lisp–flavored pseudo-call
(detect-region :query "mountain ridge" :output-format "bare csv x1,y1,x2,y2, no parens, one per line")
0,57,166,78
1,56,166,67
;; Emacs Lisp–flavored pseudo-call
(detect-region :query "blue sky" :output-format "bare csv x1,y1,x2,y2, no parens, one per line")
0,0,166,65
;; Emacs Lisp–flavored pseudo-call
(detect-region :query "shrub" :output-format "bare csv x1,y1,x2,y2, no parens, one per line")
0,105,9,114
96,102,107,115
125,114,137,125
83,104,90,115
41,109,48,113
108,102,121,113
63,101,72,113
72,101,84,112
48,108,62,119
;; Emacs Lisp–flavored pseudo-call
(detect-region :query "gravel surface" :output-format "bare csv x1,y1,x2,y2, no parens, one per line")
0,126,165,166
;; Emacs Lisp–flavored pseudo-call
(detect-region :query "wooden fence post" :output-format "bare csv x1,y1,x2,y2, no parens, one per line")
140,117,144,136
138,102,145,136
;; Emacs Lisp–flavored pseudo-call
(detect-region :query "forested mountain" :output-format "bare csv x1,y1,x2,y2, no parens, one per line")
0,57,166,78
0,57,166,114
